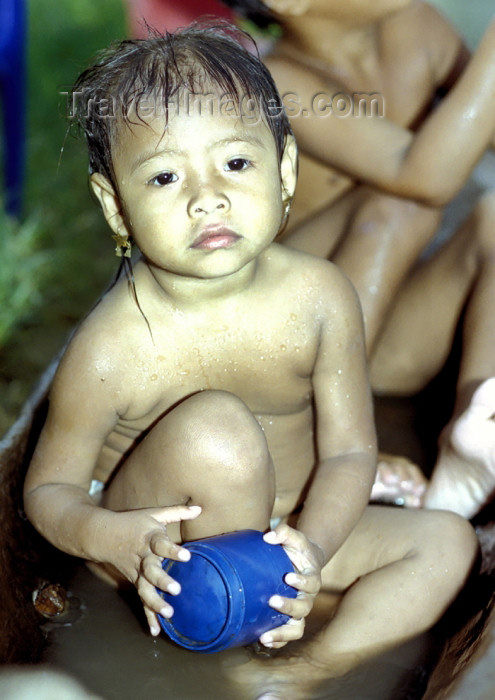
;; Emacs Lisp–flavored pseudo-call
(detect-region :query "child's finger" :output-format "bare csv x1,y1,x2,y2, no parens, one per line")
141,552,182,598
149,532,191,561
264,524,323,572
263,522,296,546
285,570,320,595
137,570,176,620
149,504,201,526
144,606,162,637
268,592,313,621
259,617,305,648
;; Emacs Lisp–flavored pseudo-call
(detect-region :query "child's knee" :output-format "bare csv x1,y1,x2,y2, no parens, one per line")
173,390,273,486
419,510,479,575
355,190,441,242
445,511,479,566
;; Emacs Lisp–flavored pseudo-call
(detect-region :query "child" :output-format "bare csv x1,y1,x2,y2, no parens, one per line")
221,0,495,518
23,24,477,695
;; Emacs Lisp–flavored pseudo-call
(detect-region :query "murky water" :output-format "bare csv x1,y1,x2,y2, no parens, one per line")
41,565,437,700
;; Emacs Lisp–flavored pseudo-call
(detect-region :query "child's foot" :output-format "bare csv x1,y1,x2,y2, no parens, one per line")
424,378,495,519
370,454,427,507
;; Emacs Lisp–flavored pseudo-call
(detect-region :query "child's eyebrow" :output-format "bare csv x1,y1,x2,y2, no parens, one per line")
131,135,266,172
215,135,266,149
131,147,184,172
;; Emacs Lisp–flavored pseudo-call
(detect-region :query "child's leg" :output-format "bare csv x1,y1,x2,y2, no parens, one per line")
424,191,495,517
331,192,442,354
369,191,495,517
226,506,478,698
311,507,478,670
283,188,442,353
368,197,484,395
424,378,495,518
103,390,275,549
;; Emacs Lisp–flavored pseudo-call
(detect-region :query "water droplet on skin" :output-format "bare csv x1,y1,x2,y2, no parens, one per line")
150,374,158,381
280,344,287,352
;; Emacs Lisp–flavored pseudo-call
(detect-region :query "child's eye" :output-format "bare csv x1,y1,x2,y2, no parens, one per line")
225,158,250,172
148,172,177,186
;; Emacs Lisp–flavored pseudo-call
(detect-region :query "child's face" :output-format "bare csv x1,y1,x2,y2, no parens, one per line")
94,95,296,282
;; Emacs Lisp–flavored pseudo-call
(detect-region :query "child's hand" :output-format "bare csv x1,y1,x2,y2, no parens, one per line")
260,524,324,649
107,504,202,636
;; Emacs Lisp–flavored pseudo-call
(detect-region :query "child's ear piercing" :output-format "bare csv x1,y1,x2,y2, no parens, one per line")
284,196,292,220
282,194,293,225
276,195,293,238
112,229,132,258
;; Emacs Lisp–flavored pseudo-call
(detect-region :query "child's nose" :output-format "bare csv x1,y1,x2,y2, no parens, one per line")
187,182,230,217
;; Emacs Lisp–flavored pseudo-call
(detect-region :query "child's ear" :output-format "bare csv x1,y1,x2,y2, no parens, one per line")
90,173,128,236
263,0,310,17
280,135,298,201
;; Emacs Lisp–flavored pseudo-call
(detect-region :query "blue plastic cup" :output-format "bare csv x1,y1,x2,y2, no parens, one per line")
156,529,297,653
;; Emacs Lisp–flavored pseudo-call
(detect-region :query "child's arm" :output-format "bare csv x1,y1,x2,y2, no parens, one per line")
259,261,377,649
23,330,200,636
269,16,495,206
297,264,377,561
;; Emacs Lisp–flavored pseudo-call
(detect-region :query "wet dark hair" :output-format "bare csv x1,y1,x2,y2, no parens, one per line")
69,21,294,339
69,20,292,188
219,1,276,28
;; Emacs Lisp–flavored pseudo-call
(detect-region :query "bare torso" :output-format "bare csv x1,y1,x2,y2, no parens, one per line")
92,246,327,518
267,1,465,227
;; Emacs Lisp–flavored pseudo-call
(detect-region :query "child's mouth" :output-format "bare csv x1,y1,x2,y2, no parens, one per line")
191,225,240,250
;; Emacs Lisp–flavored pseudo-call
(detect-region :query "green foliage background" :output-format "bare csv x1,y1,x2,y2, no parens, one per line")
0,0,126,435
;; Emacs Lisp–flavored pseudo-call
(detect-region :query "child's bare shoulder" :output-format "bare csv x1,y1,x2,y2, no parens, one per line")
267,244,359,307
393,2,468,80
53,285,148,399
386,1,459,35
